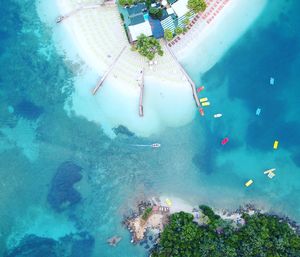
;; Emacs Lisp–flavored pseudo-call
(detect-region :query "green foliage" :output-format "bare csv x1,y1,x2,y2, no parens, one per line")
135,34,164,60
142,207,153,220
145,0,152,8
183,17,190,26
149,7,163,19
187,0,207,13
119,0,134,6
164,29,173,41
152,208,300,257
175,27,183,35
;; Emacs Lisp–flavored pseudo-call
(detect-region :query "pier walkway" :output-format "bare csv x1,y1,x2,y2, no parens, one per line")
164,41,200,107
92,46,127,95
56,3,103,23
137,69,145,117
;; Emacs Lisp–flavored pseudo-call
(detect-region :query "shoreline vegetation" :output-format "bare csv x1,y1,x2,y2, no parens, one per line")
123,198,300,256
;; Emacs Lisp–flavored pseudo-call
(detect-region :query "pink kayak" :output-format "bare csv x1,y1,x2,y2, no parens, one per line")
221,137,229,145
197,86,204,93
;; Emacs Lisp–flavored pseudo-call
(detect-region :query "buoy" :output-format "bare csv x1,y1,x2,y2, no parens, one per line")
221,137,229,145
245,179,253,187
273,140,279,149
200,97,208,103
256,108,261,116
199,108,205,116
270,77,275,85
214,113,222,118
197,86,205,93
202,102,210,107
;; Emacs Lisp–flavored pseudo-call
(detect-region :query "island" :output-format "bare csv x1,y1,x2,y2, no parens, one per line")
124,199,300,256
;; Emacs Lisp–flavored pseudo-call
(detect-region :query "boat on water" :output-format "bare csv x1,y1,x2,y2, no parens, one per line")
245,179,253,187
202,101,210,107
221,137,229,145
151,143,161,148
256,108,261,116
199,97,208,103
214,113,222,118
197,86,205,93
273,140,279,149
264,168,276,174
199,108,205,116
56,16,64,23
270,77,275,85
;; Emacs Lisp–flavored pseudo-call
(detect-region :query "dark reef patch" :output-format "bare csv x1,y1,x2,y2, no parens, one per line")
14,100,44,120
47,161,83,212
113,125,135,137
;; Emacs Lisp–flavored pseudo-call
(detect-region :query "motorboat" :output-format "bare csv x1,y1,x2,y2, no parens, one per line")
256,108,261,116
214,113,222,118
264,168,276,174
270,77,275,85
151,143,161,148
200,97,208,102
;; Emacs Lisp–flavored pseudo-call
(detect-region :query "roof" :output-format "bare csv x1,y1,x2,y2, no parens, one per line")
129,14,145,25
128,21,153,42
161,16,175,32
148,16,164,39
171,0,189,17
166,7,175,15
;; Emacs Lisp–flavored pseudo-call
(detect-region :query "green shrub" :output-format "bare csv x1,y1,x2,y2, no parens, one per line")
175,27,183,35
164,29,173,41
187,0,207,13
142,207,153,220
149,7,163,19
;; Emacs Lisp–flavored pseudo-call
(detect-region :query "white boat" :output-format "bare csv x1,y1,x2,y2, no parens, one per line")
256,108,261,116
151,143,161,148
214,113,222,118
264,168,276,174
270,77,275,85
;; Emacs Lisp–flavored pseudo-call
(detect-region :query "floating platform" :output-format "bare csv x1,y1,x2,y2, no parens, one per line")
200,97,208,103
202,101,210,106
273,140,279,149
245,179,253,187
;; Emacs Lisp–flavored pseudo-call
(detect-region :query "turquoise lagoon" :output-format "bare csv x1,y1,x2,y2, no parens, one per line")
0,0,299,256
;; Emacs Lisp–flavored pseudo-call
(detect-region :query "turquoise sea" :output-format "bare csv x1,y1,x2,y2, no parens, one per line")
0,0,299,256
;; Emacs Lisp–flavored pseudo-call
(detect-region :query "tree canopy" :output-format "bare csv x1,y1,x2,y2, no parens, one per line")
151,206,300,257
134,34,163,60
149,7,163,19
164,29,173,41
187,0,207,13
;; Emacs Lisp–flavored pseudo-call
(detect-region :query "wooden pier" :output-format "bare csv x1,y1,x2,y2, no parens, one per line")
92,46,127,95
56,3,102,23
138,69,145,117
164,41,201,107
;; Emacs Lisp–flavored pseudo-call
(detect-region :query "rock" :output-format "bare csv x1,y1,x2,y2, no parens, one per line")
47,161,83,212
14,100,43,120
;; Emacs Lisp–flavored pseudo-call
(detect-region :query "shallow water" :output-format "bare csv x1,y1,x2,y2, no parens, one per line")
0,0,299,256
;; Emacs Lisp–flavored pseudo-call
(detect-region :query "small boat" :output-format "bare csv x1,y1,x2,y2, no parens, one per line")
165,198,172,206
245,179,253,187
273,140,279,149
107,236,122,247
197,86,205,93
221,137,229,145
270,77,275,85
214,113,222,118
199,108,205,116
267,172,275,179
151,143,161,148
264,168,276,174
56,16,64,23
256,108,261,116
199,97,208,103
202,102,210,107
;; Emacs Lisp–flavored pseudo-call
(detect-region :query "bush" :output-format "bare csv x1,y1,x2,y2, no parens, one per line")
164,29,173,41
149,7,163,19
187,0,207,13
175,27,183,35
135,34,164,60
142,207,153,220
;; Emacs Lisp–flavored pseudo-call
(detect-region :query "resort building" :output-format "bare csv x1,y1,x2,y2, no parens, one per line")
118,0,193,43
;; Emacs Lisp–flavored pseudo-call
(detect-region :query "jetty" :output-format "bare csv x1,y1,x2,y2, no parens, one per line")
92,46,127,95
56,3,103,23
164,41,201,107
138,69,145,117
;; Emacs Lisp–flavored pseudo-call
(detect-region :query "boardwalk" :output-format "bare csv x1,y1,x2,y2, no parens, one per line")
56,3,103,23
137,69,145,117
92,46,127,95
164,41,201,107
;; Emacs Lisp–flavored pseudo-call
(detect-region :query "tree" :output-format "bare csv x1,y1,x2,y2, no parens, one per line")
149,7,163,19
164,29,173,41
135,34,164,60
175,27,183,35
187,0,207,13
183,17,190,26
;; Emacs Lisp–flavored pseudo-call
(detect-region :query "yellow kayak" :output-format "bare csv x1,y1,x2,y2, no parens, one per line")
245,179,253,187
273,140,279,149
202,102,210,107
165,198,172,206
199,97,208,103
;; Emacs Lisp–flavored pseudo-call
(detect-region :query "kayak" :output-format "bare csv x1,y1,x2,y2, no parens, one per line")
221,137,229,145
197,86,205,93
214,113,222,118
202,102,210,107
199,108,204,116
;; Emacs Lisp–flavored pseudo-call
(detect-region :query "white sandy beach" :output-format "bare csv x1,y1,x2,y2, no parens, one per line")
38,0,267,137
